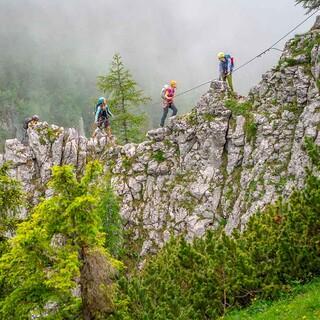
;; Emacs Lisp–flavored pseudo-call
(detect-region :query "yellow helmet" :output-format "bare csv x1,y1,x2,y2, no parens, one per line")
217,52,225,59
170,80,177,87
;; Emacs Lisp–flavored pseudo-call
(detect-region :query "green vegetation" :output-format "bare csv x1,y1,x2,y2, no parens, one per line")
225,99,253,116
97,177,123,258
97,53,151,144
152,150,166,162
0,57,93,145
245,113,257,143
222,278,320,320
281,57,306,67
202,113,216,122
110,139,320,320
0,161,121,319
225,99,257,143
295,0,320,13
0,162,25,256
185,110,199,125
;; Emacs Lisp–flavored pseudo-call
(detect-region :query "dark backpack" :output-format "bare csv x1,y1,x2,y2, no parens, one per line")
23,117,32,130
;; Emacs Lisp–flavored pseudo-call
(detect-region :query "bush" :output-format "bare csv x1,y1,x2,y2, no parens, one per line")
112,139,320,319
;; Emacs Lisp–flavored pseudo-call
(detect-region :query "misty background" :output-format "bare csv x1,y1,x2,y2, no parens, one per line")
0,0,314,139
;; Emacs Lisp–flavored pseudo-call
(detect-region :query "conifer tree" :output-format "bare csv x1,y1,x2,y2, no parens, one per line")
296,0,320,12
97,53,151,144
0,162,25,256
0,161,121,319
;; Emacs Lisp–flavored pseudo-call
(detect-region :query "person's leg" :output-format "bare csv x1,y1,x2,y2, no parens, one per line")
22,129,28,145
105,119,112,138
170,103,177,117
226,74,234,93
160,106,169,127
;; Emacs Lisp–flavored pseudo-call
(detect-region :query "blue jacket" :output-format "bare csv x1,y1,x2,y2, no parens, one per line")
95,105,113,123
219,54,234,78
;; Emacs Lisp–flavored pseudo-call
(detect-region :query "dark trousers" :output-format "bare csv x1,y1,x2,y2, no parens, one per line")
160,103,177,127
97,117,109,128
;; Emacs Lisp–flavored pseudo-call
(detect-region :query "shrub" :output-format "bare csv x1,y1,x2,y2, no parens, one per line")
112,139,320,319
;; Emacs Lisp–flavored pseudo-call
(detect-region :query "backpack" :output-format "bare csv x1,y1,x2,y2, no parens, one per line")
23,117,32,130
161,84,169,99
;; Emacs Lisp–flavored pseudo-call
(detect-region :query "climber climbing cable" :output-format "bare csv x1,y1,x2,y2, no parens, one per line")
218,52,235,95
22,115,39,145
93,98,113,138
160,80,178,127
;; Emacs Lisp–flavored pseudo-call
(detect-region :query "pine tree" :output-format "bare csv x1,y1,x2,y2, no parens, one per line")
0,162,25,256
0,161,122,319
97,53,151,144
296,0,320,12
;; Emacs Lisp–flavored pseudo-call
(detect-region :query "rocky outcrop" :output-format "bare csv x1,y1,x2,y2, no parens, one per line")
0,123,111,201
1,21,319,256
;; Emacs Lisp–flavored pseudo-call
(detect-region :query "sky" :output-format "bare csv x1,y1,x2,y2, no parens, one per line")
0,0,315,121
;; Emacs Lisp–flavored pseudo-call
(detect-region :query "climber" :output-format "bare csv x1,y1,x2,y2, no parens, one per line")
22,115,39,145
160,80,178,127
217,52,235,95
93,99,113,138
94,96,106,114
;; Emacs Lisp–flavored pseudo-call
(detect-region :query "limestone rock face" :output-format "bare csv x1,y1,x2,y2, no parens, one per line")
0,122,110,202
1,22,320,256
106,26,320,254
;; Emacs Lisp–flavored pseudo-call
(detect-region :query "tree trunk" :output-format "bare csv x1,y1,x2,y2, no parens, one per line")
115,57,129,143
80,246,115,319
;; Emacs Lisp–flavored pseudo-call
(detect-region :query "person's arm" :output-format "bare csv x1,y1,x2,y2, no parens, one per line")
107,105,113,117
229,57,234,74
227,57,233,74
95,106,101,123
219,62,224,80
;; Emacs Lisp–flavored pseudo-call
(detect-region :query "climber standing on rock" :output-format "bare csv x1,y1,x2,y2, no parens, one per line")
22,115,39,145
160,80,178,127
218,52,235,95
93,97,113,138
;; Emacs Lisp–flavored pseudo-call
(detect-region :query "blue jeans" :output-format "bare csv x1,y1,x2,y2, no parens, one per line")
160,103,177,127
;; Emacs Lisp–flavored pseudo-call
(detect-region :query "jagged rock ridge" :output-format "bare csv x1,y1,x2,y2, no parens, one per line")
1,22,319,256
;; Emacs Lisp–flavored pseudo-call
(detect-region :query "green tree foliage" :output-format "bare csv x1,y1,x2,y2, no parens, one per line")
296,0,320,12
0,162,25,256
97,53,151,144
0,161,122,319
112,139,320,320
97,176,123,258
0,51,94,147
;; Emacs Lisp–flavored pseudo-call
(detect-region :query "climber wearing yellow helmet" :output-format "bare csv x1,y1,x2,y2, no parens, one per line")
160,80,178,127
218,52,235,95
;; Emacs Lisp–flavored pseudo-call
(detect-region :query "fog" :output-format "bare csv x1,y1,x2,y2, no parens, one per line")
0,0,314,125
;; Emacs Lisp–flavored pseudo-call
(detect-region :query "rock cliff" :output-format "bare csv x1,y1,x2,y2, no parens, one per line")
1,22,319,256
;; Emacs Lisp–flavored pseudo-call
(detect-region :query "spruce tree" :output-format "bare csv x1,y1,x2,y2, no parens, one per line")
0,161,122,319
97,53,151,144
0,162,25,256
296,0,320,12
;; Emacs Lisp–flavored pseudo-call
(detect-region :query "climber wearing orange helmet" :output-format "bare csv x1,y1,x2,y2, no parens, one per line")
160,80,178,127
